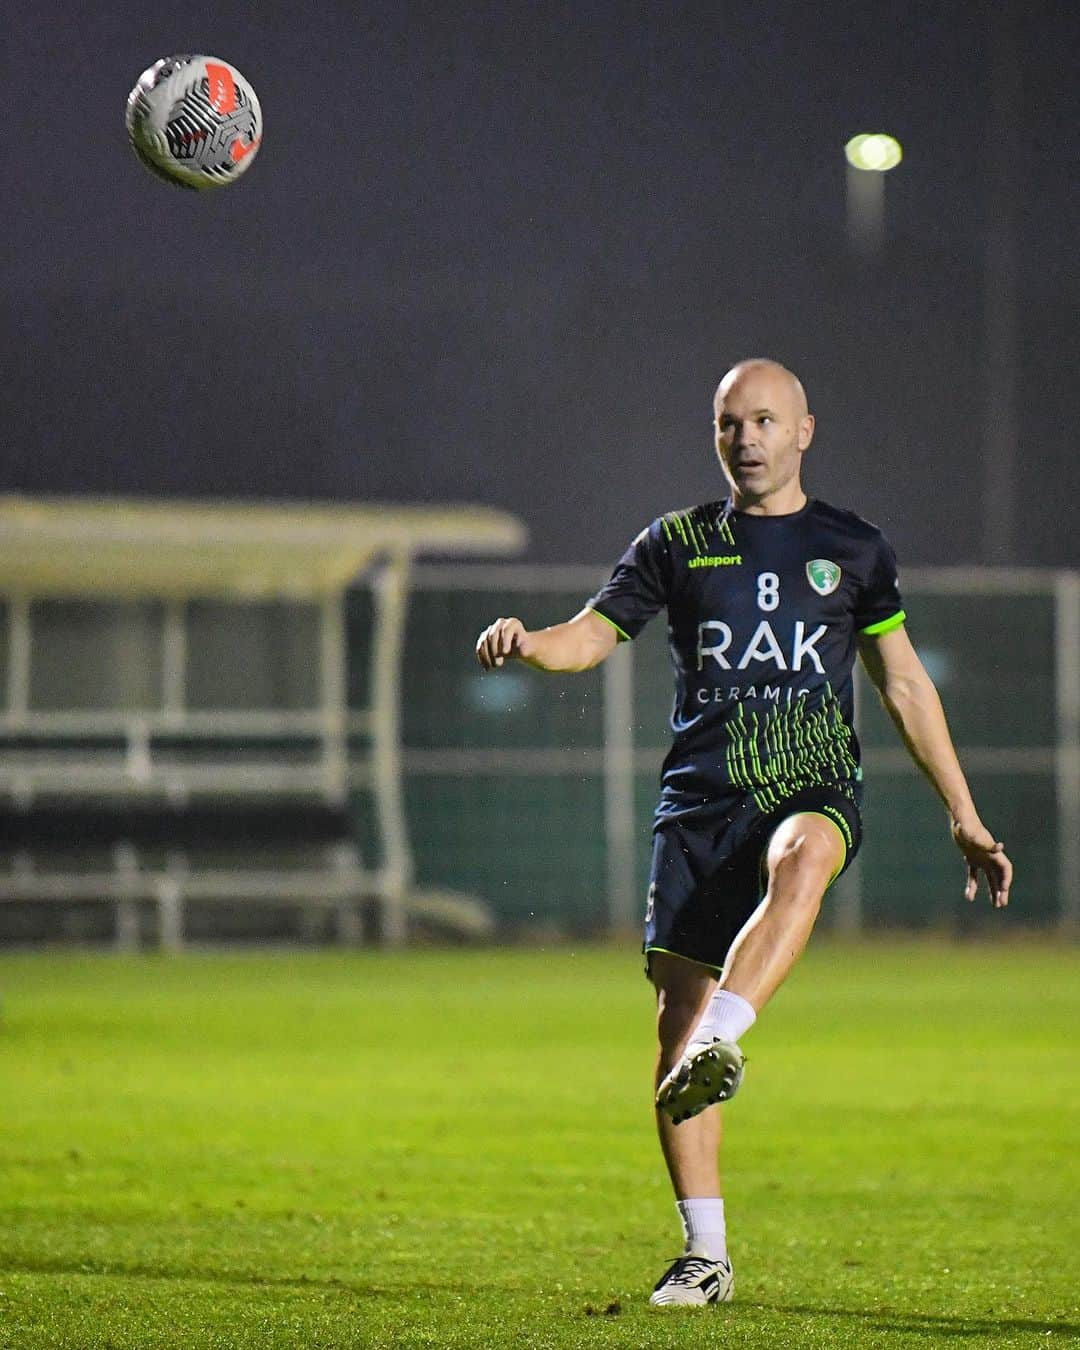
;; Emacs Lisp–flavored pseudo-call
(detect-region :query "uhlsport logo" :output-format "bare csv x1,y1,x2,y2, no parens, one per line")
688,554,742,569
806,559,841,596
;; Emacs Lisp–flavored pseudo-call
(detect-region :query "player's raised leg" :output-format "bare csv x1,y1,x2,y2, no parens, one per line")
721,811,846,1007
647,952,735,1305
656,812,845,1124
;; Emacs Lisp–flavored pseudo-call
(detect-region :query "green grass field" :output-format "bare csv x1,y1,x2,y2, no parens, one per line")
0,941,1076,1348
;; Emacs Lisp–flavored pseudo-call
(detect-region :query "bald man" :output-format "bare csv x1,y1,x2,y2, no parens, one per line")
475,359,1012,1308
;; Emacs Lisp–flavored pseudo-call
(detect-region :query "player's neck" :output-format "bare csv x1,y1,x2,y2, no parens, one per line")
730,483,808,517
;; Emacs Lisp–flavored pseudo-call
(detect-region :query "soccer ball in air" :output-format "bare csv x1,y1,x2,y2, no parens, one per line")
125,55,262,190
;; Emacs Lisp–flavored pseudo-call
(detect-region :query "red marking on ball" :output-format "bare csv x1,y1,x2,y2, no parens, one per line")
230,136,260,163
205,62,238,114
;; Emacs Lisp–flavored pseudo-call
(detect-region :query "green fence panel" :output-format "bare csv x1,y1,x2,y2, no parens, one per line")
405,773,606,928
370,573,1068,933
858,593,1056,749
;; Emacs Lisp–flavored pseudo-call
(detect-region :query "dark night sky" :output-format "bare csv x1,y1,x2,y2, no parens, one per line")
3,1,1078,567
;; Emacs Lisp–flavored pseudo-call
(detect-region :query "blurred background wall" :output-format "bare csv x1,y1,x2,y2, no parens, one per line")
1,1,1076,945
3,1,1078,570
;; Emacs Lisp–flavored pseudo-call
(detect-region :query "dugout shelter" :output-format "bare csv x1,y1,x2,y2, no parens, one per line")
0,495,525,948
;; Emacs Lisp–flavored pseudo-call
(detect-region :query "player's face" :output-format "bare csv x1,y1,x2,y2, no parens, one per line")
713,369,814,506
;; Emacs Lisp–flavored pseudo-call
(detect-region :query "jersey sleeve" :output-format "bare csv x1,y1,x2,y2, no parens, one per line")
855,530,906,636
586,520,672,641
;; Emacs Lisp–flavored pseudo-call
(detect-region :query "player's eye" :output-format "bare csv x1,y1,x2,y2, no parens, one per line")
757,416,772,424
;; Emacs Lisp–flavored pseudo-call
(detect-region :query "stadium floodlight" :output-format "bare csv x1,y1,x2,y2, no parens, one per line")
844,133,902,259
844,133,903,172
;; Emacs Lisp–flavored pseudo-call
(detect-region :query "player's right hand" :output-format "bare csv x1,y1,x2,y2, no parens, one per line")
475,617,531,669
952,818,1013,909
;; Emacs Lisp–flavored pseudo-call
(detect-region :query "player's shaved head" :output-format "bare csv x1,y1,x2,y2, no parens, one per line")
713,359,809,420
712,358,815,513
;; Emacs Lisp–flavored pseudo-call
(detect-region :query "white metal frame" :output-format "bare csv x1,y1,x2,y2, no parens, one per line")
0,586,386,947
0,499,524,948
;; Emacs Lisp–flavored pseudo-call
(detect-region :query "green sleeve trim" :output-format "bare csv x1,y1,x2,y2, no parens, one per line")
587,607,631,642
859,609,906,637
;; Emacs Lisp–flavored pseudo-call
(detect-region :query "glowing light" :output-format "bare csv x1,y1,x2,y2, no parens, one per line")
845,134,903,172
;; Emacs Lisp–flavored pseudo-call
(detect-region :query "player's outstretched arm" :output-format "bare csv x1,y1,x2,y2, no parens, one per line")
475,607,620,674
858,625,1012,909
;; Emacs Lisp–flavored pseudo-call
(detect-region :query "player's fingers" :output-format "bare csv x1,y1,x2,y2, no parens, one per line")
495,618,525,662
978,849,1011,908
477,618,523,669
476,621,504,669
492,619,512,666
993,853,1013,908
964,862,977,902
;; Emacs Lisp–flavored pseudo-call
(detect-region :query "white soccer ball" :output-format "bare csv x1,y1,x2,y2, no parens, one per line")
125,55,262,190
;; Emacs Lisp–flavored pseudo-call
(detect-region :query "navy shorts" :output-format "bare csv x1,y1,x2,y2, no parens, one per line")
644,784,862,974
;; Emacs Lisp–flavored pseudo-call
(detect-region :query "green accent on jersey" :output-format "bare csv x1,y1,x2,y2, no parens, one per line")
662,505,739,557
860,609,906,636
682,511,703,556
587,608,631,642
721,685,860,808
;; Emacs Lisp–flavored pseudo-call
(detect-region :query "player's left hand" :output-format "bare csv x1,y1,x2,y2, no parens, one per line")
951,819,1012,908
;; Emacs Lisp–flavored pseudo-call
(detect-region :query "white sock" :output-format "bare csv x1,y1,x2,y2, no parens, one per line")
692,988,756,1046
676,1197,727,1261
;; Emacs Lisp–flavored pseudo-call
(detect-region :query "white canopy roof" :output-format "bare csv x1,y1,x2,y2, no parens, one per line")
0,495,526,598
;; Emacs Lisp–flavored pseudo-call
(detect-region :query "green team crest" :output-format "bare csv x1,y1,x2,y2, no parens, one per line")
806,558,842,596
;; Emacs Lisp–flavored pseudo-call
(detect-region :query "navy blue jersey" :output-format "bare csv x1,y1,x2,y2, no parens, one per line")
587,498,905,824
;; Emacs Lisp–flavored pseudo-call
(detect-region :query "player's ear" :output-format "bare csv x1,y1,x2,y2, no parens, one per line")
798,414,815,451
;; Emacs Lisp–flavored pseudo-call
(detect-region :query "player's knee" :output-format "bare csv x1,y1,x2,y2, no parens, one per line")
771,832,828,872
767,826,841,901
